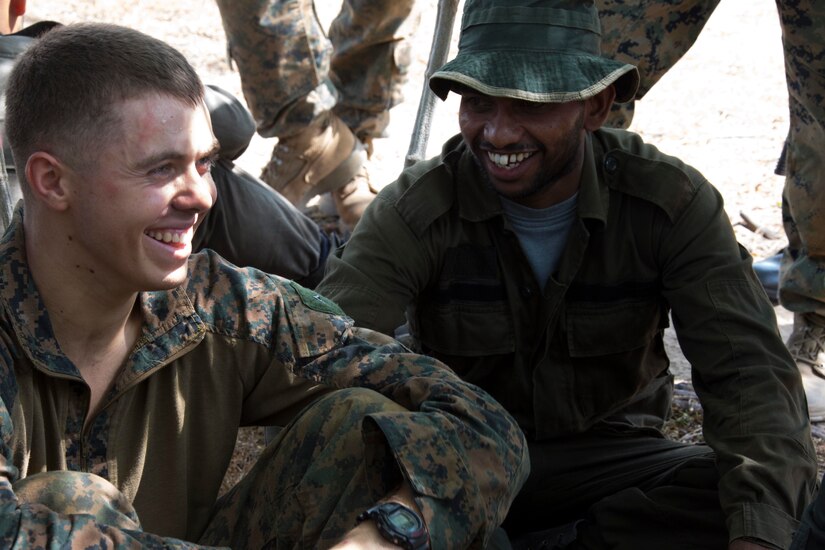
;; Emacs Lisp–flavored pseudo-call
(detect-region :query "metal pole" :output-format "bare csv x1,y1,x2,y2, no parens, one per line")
404,0,461,168
0,138,14,231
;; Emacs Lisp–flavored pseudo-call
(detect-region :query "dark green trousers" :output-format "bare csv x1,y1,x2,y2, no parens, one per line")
791,483,825,550
503,426,727,550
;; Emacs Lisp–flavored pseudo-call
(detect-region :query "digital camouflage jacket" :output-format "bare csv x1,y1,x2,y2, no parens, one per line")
0,209,528,548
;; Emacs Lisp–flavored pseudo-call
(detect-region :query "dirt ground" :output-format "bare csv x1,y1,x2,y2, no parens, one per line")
26,0,819,487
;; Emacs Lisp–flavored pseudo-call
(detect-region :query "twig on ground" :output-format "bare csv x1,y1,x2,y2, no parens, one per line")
736,211,781,240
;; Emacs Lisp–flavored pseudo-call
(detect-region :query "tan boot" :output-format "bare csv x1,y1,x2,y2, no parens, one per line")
334,107,391,158
332,162,378,232
260,112,365,209
786,312,825,422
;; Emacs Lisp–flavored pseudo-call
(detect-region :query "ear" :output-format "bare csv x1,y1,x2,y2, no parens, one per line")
583,86,617,132
25,152,71,212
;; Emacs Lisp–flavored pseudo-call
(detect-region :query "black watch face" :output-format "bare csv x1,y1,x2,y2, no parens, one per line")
388,506,420,532
373,502,428,549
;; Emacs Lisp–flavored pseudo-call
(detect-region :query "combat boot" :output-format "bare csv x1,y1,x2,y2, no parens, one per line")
332,162,378,233
260,112,365,210
786,312,825,422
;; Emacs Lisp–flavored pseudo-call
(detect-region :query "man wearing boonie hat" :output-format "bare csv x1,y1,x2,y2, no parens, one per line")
318,0,816,548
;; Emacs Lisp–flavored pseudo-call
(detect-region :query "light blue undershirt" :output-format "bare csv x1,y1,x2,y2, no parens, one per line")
500,193,578,289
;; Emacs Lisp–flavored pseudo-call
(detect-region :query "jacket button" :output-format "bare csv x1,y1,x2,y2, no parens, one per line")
604,155,618,174
521,286,533,298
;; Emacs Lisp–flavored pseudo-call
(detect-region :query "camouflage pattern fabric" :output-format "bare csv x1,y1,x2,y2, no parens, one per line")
200,388,407,548
776,1,825,316
14,390,413,548
10,474,198,547
597,0,721,129
598,1,825,315
214,0,417,142
14,472,142,531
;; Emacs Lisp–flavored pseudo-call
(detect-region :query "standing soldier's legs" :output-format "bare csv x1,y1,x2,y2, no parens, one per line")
329,0,418,152
215,0,419,233
776,0,825,421
326,0,419,230
215,0,335,139
597,0,721,129
214,0,365,229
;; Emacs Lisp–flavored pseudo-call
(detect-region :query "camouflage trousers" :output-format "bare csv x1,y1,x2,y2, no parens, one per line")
215,0,418,143
598,0,825,315
14,388,403,548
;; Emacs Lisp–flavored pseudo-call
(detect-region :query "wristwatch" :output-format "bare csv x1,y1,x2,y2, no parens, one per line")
356,501,430,550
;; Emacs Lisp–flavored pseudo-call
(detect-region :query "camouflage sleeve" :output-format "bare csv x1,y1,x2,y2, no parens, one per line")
279,282,529,549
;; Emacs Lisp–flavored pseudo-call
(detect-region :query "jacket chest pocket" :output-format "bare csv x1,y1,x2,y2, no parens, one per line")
566,298,668,358
416,245,515,356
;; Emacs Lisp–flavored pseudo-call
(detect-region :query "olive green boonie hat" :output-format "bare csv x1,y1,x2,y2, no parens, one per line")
429,0,640,104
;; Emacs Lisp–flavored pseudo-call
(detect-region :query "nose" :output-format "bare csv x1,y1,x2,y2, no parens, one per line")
484,106,523,148
173,165,215,215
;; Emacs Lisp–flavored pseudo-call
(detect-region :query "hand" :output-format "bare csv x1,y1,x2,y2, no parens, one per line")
728,539,774,550
329,519,401,549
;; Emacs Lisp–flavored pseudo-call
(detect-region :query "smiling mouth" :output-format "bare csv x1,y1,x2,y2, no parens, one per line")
145,227,193,246
487,151,534,169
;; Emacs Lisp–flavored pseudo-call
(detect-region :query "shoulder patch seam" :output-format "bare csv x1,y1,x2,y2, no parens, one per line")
289,281,346,316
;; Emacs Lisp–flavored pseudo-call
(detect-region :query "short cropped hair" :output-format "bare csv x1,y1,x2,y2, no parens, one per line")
5,23,205,183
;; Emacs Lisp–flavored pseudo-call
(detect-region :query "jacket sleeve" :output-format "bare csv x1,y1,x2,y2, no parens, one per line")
661,180,817,548
277,282,530,550
317,186,437,337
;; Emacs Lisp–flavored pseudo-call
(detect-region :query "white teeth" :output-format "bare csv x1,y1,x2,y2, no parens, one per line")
146,228,191,245
488,151,533,168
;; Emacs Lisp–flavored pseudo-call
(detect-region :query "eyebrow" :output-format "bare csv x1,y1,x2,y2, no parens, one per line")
133,138,221,171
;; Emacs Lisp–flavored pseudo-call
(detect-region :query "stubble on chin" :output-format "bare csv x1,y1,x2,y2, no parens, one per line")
471,141,580,203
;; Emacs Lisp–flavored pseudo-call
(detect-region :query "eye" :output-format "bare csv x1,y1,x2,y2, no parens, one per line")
148,164,176,178
516,100,552,114
461,94,493,112
196,153,218,176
